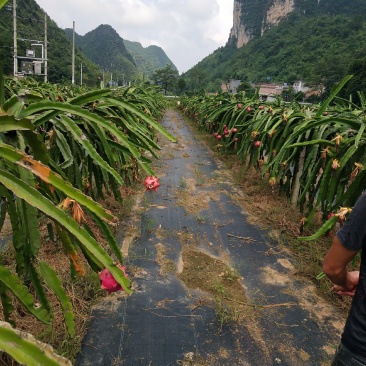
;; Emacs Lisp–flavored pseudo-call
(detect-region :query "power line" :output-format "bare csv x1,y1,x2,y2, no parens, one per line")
2,6,45,23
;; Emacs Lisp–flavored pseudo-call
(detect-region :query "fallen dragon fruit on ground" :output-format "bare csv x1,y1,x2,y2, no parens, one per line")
99,265,128,294
143,176,161,192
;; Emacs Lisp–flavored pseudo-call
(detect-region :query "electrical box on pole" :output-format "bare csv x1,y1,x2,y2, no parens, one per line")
26,49,35,58
13,0,48,79
34,62,42,75
20,61,33,75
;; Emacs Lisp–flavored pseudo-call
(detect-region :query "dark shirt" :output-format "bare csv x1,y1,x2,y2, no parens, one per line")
337,192,366,357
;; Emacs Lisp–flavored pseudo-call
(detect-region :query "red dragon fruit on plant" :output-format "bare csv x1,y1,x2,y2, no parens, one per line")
143,176,161,192
99,265,128,294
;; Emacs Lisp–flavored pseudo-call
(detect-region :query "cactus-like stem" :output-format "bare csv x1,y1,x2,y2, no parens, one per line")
0,321,72,365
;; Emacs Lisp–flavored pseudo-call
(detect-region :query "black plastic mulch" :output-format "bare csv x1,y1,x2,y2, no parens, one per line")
76,109,343,366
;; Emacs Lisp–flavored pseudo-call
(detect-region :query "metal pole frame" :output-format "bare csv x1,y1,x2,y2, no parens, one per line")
72,21,75,85
13,0,17,78
44,12,48,83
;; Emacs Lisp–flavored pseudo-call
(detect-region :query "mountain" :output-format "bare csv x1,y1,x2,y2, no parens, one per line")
0,0,177,86
229,0,366,48
182,0,366,96
65,24,137,85
0,0,101,85
229,0,296,48
65,25,177,84
123,40,177,79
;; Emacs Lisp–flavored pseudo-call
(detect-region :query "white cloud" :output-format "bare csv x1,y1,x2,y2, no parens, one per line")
35,0,233,73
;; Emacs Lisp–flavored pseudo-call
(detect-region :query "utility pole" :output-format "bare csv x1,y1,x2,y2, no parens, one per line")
44,12,48,83
0,62,4,106
80,63,83,86
13,0,17,78
72,21,75,85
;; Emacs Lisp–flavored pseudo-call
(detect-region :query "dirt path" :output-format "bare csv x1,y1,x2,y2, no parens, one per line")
76,109,344,366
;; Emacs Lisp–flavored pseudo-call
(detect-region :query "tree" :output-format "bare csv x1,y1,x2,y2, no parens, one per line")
294,91,305,102
177,77,187,95
339,57,366,105
237,82,256,98
151,64,179,95
281,87,295,102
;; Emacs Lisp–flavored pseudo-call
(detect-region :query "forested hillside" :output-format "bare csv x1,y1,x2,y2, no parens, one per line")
0,0,101,85
295,0,366,16
124,40,177,80
64,25,177,83
0,0,177,86
64,25,137,85
182,2,366,99
229,0,366,45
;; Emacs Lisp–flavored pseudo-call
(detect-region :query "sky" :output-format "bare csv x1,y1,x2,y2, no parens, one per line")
35,0,234,74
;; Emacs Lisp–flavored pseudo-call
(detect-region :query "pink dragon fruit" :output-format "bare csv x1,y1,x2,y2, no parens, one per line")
143,176,161,192
99,265,128,294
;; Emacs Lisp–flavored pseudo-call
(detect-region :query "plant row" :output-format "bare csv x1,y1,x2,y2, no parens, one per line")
0,77,175,363
178,76,365,238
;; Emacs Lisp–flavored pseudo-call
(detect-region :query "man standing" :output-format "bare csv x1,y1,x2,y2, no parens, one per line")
323,192,366,365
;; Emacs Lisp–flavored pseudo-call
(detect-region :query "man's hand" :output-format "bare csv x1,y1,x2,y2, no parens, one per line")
323,236,358,290
332,271,360,297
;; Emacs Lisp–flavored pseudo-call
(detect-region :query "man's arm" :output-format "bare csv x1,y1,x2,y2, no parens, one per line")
323,236,359,295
